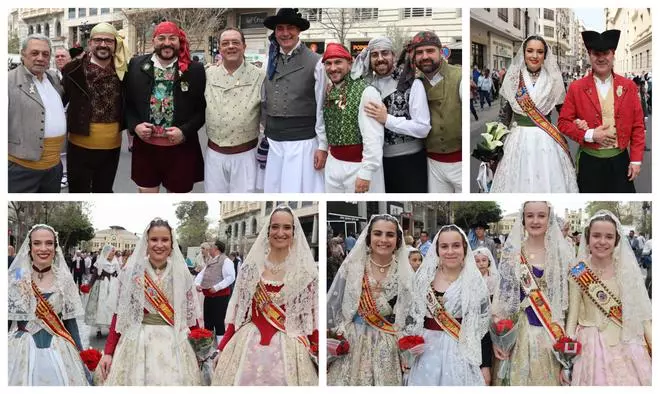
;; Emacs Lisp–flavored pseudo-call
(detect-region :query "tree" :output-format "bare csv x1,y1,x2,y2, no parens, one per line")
385,24,411,57
8,32,20,53
301,8,354,46
175,201,209,249
585,202,621,219
450,201,503,232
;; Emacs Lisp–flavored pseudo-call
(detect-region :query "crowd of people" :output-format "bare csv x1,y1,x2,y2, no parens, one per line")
326,201,652,386
8,204,319,386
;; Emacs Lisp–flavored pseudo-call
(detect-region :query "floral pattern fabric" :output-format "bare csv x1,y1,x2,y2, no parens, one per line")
149,67,176,136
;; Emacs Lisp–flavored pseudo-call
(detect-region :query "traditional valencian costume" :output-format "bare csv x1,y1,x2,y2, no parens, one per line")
211,206,318,385
84,244,121,330
492,37,578,193
566,211,651,385
8,224,89,385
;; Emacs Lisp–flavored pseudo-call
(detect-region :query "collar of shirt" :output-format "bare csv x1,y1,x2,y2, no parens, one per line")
90,55,113,69
24,65,45,82
279,40,302,56
222,59,245,76
594,73,613,86
151,53,178,70
426,70,443,87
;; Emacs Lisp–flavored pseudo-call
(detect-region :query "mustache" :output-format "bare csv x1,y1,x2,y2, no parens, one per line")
95,46,111,52
157,45,176,51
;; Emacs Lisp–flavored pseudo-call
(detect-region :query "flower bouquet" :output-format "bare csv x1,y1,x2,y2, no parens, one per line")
471,122,511,191
327,330,350,365
398,335,425,370
188,328,216,386
79,348,103,385
552,336,582,385
80,284,91,294
489,317,518,386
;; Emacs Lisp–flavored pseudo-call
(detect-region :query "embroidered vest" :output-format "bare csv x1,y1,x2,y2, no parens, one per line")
598,82,618,149
324,77,368,146
423,61,462,154
150,66,176,129
383,85,416,146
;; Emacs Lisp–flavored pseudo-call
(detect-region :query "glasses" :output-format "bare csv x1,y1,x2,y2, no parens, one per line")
91,37,115,45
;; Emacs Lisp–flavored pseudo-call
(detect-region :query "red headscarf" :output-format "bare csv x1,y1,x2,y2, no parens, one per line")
322,43,352,63
153,21,191,73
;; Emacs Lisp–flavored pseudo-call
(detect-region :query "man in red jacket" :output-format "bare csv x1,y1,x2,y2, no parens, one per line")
558,29,645,193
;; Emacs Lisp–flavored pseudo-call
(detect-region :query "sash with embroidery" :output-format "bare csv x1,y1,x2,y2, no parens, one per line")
143,273,175,326
31,281,78,349
519,254,565,342
569,261,623,326
254,281,313,353
425,287,461,341
515,72,572,160
357,274,397,335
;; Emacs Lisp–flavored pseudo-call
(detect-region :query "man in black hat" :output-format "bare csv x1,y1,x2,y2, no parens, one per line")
558,29,646,193
471,221,498,265
262,8,326,193
68,46,84,60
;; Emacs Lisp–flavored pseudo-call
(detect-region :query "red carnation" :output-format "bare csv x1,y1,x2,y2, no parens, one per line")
79,348,102,372
495,319,514,335
553,336,582,355
337,340,350,355
398,335,424,350
188,328,213,341
80,284,91,294
310,344,318,355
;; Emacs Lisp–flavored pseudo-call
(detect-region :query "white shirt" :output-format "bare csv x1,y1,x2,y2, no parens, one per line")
194,256,236,292
28,68,66,138
642,239,652,256
382,78,431,139
357,85,385,181
151,53,178,71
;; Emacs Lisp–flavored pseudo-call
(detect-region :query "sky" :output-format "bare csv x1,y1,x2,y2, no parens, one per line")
573,8,606,31
496,199,589,217
89,199,221,235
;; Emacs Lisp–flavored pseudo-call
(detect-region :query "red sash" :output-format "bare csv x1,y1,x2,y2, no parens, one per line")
31,282,78,349
515,72,572,160
254,281,313,352
143,273,175,326
357,274,397,335
519,254,565,342
425,287,461,341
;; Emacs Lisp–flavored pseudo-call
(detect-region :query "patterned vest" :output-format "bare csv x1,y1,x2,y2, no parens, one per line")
383,71,415,146
324,77,368,146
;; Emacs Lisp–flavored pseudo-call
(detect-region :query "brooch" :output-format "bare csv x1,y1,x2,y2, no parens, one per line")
28,83,35,95
616,85,623,97
142,63,151,71
181,82,189,92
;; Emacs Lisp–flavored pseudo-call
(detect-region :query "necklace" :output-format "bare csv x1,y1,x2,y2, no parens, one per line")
524,245,545,260
32,264,52,280
265,260,285,274
527,68,541,78
369,258,392,273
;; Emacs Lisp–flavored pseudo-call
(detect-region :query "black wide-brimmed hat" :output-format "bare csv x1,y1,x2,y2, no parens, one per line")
264,8,310,31
69,46,84,58
581,29,620,52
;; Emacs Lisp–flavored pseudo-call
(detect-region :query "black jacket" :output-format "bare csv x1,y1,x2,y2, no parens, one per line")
123,54,206,141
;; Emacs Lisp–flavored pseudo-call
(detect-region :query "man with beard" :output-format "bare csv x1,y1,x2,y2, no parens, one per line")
204,27,264,193
62,23,128,193
124,21,205,193
8,34,66,193
352,37,431,192
410,31,463,193
322,43,384,193
262,8,326,193
558,30,645,193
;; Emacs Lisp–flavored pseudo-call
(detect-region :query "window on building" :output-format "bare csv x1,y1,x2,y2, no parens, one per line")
544,9,554,21
471,42,485,69
56,21,61,37
301,201,313,207
514,8,521,29
498,9,508,22
484,8,490,12
28,25,34,34
68,8,76,19
36,25,41,34
304,8,322,22
266,201,273,212
276,201,285,207
289,201,298,209
89,8,97,16
403,8,432,18
353,8,378,21
78,8,86,18
241,221,246,236
252,218,258,235
544,25,555,38
101,8,110,14
233,223,238,236
647,49,651,68
44,23,49,37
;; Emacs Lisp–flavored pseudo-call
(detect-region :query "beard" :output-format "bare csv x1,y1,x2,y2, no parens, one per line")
416,58,440,74
155,45,179,60
93,47,112,61
372,60,393,76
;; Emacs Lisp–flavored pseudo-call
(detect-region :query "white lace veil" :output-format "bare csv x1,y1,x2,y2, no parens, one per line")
327,214,414,336
114,219,197,343
499,36,566,116
492,202,572,323
96,244,119,273
410,225,490,366
8,224,84,321
473,246,500,292
225,205,318,338
577,210,652,342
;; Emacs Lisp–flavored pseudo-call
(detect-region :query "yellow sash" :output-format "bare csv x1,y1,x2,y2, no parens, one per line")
31,281,78,349
143,273,175,326
9,135,65,170
425,287,461,341
357,274,397,335
68,122,121,150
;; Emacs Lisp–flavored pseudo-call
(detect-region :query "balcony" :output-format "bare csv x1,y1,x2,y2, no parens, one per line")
19,8,63,19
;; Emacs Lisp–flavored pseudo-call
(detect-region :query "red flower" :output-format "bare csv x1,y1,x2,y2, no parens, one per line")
398,335,425,350
553,336,582,355
337,340,350,355
310,344,318,355
494,319,514,335
80,348,102,371
188,328,213,340
80,284,91,294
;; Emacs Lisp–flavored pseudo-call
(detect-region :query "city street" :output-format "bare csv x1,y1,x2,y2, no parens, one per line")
469,99,653,193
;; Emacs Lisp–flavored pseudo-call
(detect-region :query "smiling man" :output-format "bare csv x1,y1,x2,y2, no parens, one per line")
558,29,645,193
124,21,206,193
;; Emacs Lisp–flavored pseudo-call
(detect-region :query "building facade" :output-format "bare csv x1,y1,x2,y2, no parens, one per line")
89,226,139,252
564,208,584,233
606,8,652,77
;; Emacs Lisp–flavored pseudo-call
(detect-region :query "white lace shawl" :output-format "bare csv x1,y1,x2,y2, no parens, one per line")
224,205,318,338
577,210,652,342
8,224,84,321
410,226,490,366
499,39,565,116
96,244,120,274
473,246,500,296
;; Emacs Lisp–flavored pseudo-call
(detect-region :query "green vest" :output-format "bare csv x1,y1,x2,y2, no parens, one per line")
423,61,462,154
324,77,368,146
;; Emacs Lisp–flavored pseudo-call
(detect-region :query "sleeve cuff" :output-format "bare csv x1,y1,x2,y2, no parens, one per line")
630,161,642,165
318,140,328,151
584,129,595,143
357,168,373,181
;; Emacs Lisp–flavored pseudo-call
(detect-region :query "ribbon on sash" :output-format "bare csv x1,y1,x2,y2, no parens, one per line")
357,274,397,335
143,273,175,326
424,287,461,341
515,72,572,160
31,281,78,349
519,254,565,342
254,281,314,353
